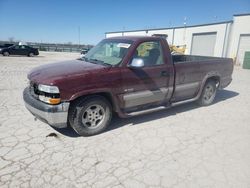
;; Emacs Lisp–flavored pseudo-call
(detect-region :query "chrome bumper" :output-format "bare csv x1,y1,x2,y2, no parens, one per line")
23,87,70,128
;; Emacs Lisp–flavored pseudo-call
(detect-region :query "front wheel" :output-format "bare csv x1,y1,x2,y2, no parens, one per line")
198,80,217,106
69,96,112,136
28,52,34,57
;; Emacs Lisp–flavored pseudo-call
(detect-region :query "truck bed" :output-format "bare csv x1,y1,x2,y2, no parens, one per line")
171,55,233,102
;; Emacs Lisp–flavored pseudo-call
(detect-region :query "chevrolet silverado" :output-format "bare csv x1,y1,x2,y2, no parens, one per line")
23,36,233,136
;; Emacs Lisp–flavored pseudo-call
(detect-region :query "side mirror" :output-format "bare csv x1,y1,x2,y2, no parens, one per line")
129,58,144,68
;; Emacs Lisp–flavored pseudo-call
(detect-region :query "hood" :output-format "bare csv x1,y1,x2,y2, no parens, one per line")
28,59,107,85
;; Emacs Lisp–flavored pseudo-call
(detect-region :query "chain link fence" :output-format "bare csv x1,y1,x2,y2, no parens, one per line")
0,41,93,53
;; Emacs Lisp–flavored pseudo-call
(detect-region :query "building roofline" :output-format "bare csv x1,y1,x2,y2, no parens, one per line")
105,20,233,34
233,13,250,17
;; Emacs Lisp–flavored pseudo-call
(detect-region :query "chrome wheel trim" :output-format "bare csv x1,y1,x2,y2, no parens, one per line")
203,85,214,101
82,104,105,129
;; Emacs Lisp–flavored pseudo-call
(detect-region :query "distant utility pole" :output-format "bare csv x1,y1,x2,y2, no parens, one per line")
122,26,126,36
78,26,81,48
214,16,218,22
183,17,187,44
169,21,172,27
183,17,187,26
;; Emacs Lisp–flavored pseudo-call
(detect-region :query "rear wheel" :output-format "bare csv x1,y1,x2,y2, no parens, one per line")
3,52,9,56
198,80,217,106
69,96,112,136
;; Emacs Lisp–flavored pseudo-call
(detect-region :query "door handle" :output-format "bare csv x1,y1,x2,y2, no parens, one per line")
160,71,169,77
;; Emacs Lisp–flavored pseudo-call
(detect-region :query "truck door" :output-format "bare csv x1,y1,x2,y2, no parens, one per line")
120,40,173,110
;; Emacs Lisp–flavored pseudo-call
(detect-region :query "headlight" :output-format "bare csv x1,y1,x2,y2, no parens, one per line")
38,84,59,93
37,84,60,104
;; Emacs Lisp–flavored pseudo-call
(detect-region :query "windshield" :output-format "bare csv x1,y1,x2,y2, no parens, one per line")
83,39,133,66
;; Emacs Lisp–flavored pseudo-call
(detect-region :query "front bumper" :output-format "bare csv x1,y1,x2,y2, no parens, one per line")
23,87,70,128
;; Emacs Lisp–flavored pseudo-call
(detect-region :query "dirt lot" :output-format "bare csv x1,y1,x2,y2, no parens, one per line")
0,52,250,188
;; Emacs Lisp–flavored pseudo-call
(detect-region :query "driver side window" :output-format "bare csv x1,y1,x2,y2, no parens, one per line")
133,41,164,66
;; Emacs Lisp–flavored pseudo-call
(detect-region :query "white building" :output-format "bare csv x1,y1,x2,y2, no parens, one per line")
105,13,250,66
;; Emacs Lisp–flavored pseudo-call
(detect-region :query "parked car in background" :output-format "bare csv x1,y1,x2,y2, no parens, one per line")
0,43,14,50
80,48,90,58
23,36,233,136
0,45,39,57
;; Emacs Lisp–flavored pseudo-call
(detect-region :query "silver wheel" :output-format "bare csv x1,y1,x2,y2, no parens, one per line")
82,104,105,129
198,80,217,106
3,52,9,56
69,96,112,136
29,52,34,57
203,85,214,101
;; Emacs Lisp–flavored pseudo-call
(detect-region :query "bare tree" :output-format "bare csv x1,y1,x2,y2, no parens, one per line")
8,37,15,42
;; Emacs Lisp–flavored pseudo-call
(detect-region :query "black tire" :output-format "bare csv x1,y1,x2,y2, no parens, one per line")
28,52,34,57
68,96,112,136
198,80,217,106
3,51,9,56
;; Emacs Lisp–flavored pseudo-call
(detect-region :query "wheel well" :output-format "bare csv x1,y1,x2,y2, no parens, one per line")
70,92,115,111
206,76,220,87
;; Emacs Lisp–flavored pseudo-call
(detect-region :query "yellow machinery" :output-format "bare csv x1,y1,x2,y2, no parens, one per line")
152,34,186,55
136,41,187,56
169,45,186,54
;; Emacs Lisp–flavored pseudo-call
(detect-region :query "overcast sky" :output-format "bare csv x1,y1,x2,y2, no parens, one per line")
0,0,249,45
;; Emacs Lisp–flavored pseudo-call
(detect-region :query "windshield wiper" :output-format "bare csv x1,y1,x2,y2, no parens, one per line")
89,58,103,63
89,58,111,67
80,57,111,66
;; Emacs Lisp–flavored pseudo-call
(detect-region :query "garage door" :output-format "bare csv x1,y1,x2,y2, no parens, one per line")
236,35,250,66
191,32,217,56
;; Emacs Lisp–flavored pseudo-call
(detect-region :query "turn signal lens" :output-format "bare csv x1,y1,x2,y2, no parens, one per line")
49,98,61,105
39,95,61,105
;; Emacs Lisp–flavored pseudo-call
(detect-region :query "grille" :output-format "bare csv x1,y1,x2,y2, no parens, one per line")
29,82,39,99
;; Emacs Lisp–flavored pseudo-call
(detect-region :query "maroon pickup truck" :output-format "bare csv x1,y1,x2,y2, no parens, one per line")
23,36,233,136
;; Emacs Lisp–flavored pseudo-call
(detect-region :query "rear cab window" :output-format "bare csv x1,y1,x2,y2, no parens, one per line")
133,41,164,66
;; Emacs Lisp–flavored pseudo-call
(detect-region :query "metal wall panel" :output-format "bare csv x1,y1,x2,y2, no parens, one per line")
191,32,217,56
236,34,250,65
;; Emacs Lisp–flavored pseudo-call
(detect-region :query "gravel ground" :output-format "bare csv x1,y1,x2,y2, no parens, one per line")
0,52,250,188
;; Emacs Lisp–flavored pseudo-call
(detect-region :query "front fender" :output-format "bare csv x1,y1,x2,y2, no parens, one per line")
68,88,122,114
69,88,113,101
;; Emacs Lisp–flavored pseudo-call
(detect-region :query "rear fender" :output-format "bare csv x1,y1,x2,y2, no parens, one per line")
196,72,221,99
